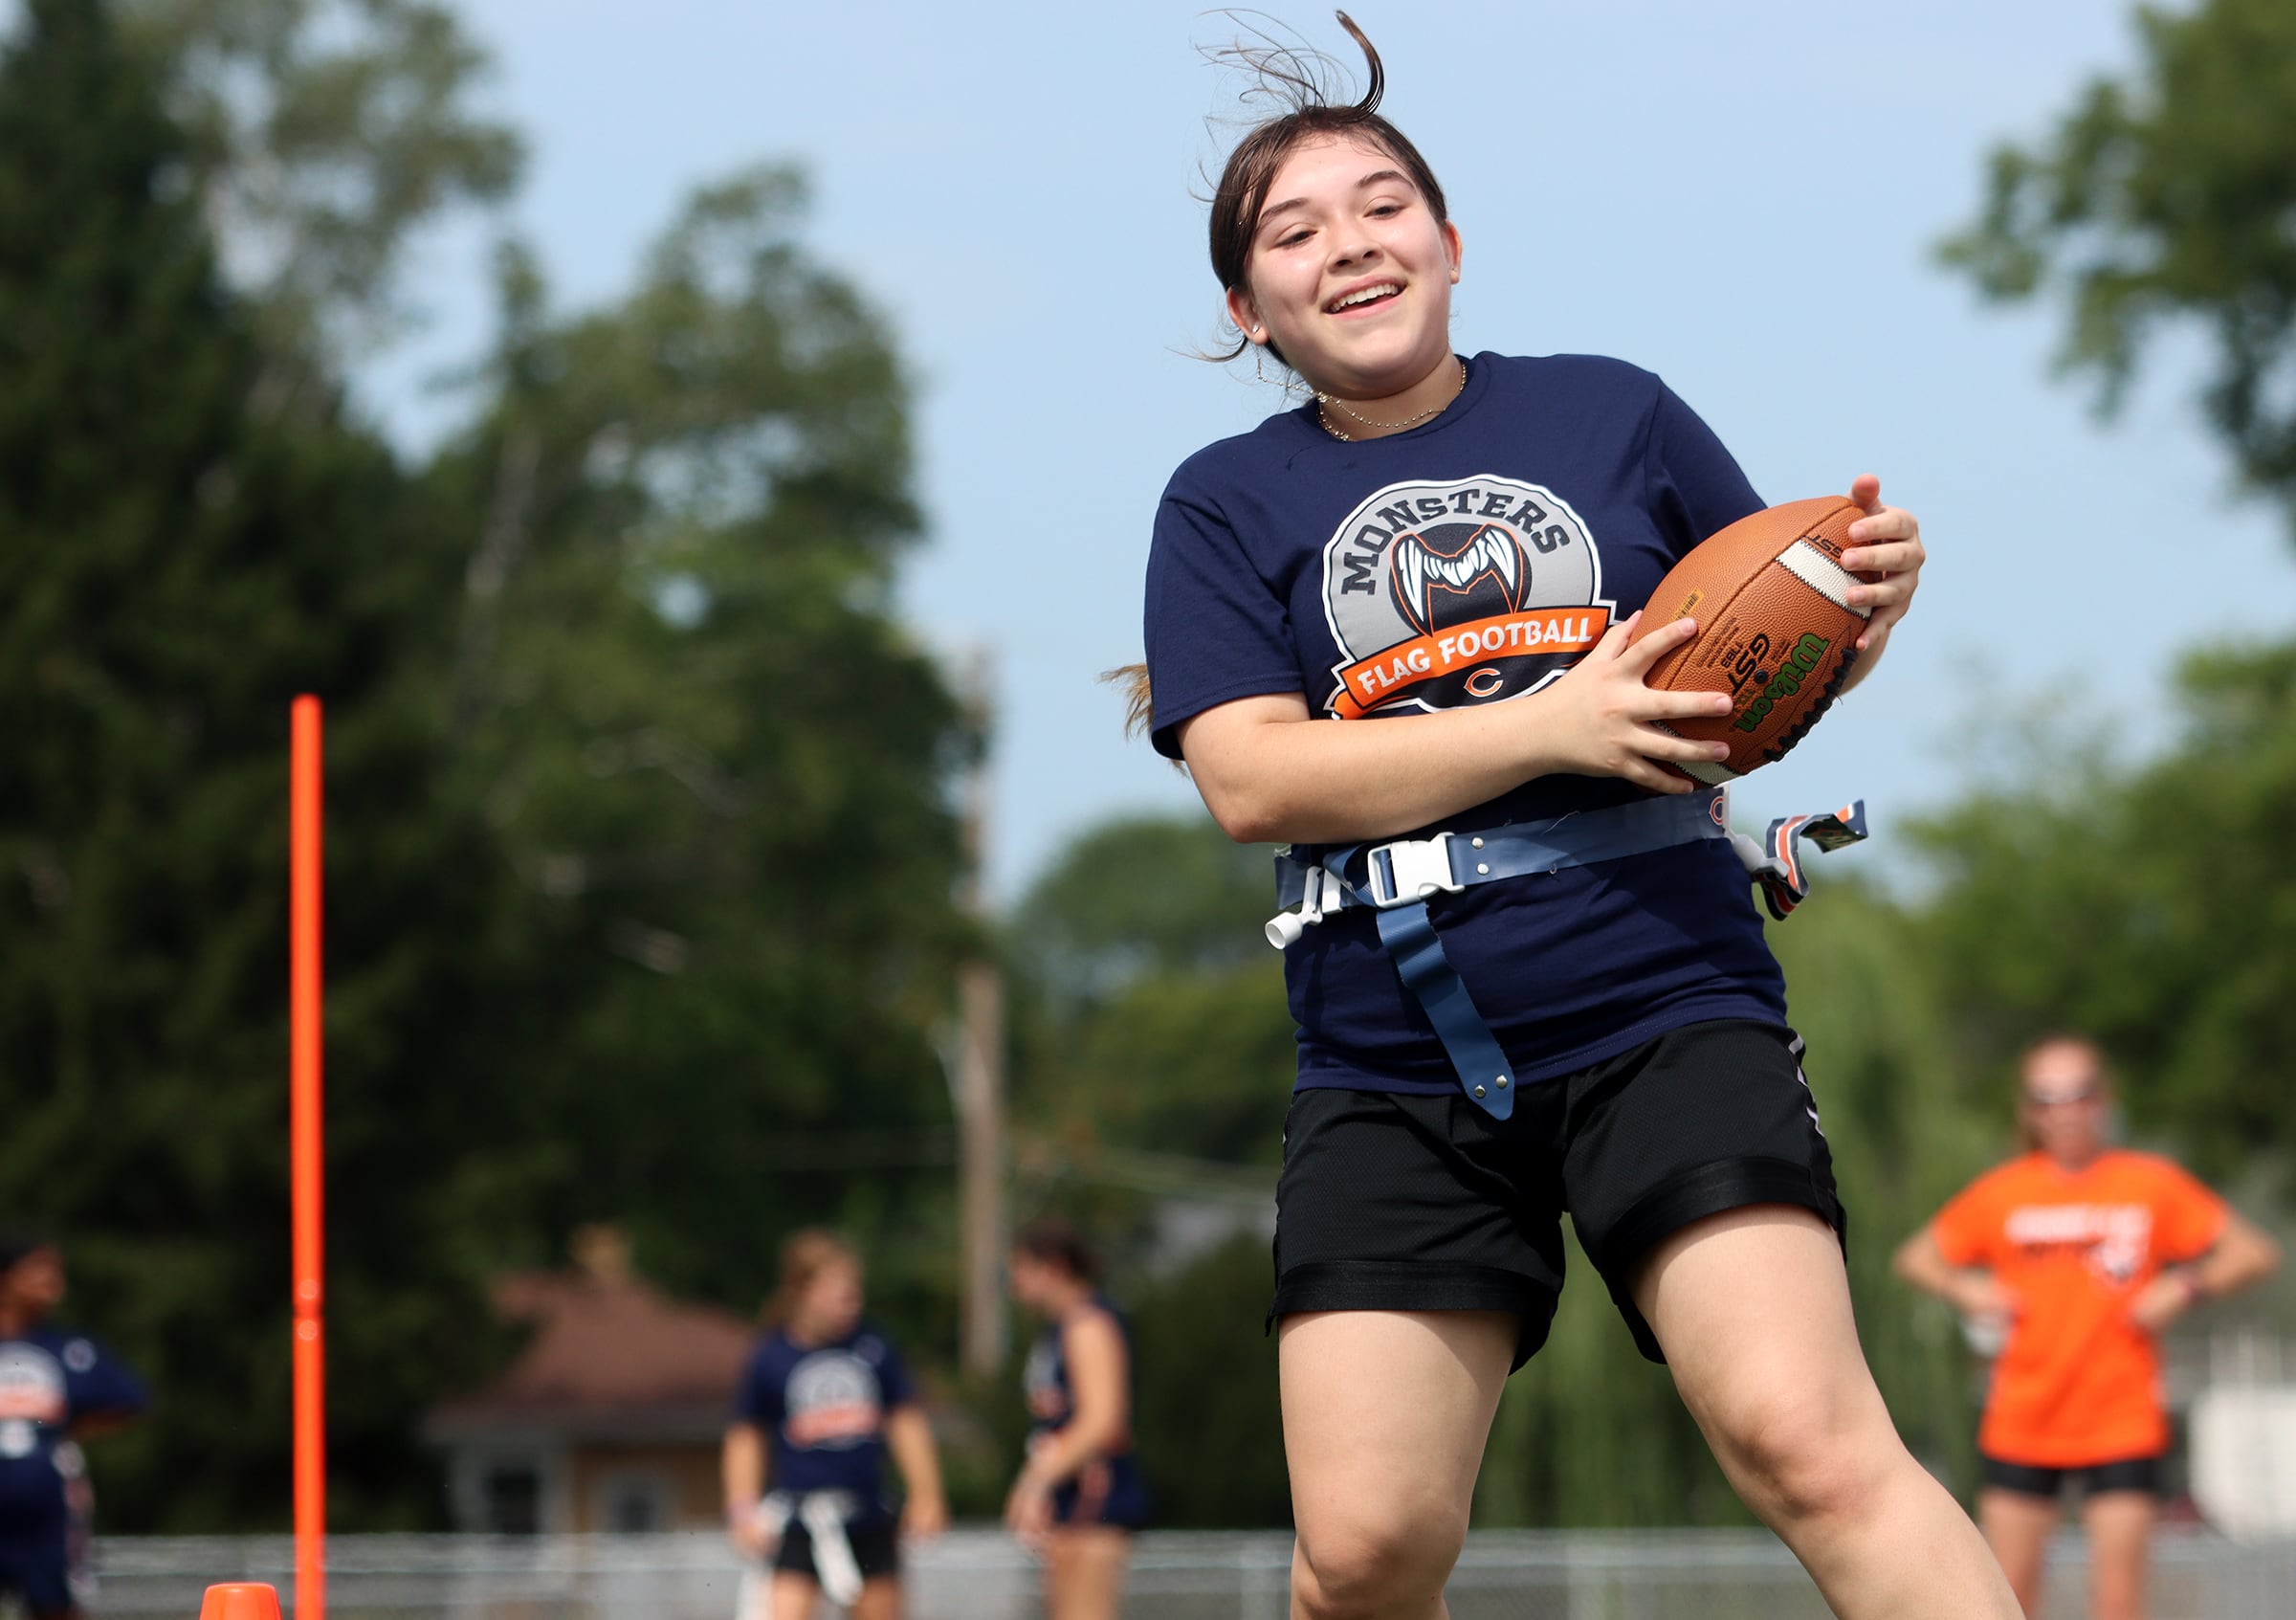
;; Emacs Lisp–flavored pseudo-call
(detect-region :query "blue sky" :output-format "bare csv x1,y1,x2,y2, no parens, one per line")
365,1,2296,899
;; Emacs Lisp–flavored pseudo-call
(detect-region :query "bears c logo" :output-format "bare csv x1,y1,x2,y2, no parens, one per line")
1320,476,1615,719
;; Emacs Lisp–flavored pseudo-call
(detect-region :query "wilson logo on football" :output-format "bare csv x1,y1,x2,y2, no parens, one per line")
1319,476,1616,720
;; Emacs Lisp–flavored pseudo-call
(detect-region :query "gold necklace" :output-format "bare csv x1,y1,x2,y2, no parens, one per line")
1315,359,1468,442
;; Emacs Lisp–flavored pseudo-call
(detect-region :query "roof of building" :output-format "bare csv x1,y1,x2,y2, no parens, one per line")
425,1239,759,1446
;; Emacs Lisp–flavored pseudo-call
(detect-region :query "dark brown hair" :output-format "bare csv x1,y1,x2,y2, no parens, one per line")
1109,13,1449,742
1013,1216,1100,1285
762,1228,859,1327
1202,11,1450,366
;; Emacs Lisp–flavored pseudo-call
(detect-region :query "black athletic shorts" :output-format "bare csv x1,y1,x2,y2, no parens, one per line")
1980,1453,2162,1499
1270,1017,1844,1367
0,1530,77,1619
772,1517,899,1584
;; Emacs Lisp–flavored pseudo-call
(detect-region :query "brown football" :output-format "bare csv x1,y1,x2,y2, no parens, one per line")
1626,496,1870,783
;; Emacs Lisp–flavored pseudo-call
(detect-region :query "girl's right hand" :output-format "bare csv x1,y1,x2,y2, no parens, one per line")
902,1492,950,1541
1534,613,1734,793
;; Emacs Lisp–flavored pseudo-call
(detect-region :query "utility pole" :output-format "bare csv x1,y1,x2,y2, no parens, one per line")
951,651,1007,1378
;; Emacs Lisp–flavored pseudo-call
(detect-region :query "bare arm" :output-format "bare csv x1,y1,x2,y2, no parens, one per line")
884,1405,948,1537
1892,1227,2014,1318
2132,1209,2283,1332
1004,1310,1134,1543
2195,1209,2283,1298
1179,613,1731,845
1017,1312,1131,1491
721,1422,770,1554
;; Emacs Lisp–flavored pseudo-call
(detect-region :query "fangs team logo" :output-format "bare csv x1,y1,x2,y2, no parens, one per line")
1321,476,1615,719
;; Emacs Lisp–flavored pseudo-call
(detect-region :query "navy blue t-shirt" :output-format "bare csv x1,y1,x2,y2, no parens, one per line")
0,1326,144,1537
1143,352,1787,1093
732,1323,913,1520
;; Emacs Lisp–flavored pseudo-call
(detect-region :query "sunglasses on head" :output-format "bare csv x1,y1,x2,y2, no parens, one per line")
2023,1082,2101,1109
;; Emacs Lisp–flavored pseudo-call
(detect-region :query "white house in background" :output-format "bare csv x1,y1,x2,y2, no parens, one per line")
2188,1327,2296,1539
423,1228,755,1534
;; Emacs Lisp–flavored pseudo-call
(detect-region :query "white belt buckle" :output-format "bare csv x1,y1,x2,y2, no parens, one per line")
1367,832,1462,908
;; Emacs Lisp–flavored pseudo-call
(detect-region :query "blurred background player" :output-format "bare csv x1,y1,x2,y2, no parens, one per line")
0,1233,144,1620
1004,1219,1148,1620
1895,1035,2281,1620
721,1230,945,1620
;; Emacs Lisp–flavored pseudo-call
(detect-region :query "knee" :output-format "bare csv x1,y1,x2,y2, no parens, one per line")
1293,1506,1463,1620
1711,1387,1895,1529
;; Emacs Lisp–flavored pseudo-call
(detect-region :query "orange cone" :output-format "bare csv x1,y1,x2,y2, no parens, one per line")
198,1584,284,1620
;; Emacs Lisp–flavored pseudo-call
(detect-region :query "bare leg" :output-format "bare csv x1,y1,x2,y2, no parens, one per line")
2082,1491,2154,1620
1280,1308,1516,1620
1634,1206,2020,1619
847,1574,903,1620
1978,1488,2059,1617
1043,1527,1132,1620
767,1572,819,1620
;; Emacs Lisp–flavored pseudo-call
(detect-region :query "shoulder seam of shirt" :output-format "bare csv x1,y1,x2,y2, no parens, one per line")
1635,370,1668,521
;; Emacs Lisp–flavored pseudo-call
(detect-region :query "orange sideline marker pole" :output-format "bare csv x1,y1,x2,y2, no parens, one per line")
290,698,325,1620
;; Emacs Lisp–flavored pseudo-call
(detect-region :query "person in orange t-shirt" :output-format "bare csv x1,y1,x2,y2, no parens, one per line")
1896,1035,2279,1620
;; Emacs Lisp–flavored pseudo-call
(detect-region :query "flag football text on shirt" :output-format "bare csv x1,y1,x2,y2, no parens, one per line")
1321,477,1616,721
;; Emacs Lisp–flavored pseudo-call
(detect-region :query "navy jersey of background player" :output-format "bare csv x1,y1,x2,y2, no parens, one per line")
1023,1297,1135,1442
1023,1298,1150,1528
0,1324,144,1534
734,1323,912,1522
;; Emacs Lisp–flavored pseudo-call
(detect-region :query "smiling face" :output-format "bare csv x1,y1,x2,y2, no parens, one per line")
1225,133,1462,401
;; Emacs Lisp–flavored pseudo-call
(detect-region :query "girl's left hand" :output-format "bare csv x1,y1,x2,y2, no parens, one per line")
1839,474,1925,659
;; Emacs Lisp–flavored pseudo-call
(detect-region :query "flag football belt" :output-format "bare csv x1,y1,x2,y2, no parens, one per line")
755,1489,867,1604
1267,789,1868,1121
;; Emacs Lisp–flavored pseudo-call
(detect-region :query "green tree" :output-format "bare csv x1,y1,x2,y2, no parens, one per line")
0,0,520,1528
1131,1232,1291,1528
1911,644,2296,1178
129,0,523,361
1942,0,2296,528
1008,813,1284,1165
424,167,979,1338
0,0,978,1531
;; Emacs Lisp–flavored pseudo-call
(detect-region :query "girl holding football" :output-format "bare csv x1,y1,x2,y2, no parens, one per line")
1128,14,2012,1617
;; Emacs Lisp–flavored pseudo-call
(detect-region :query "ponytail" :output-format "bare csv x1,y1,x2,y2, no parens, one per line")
1101,663,1155,741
